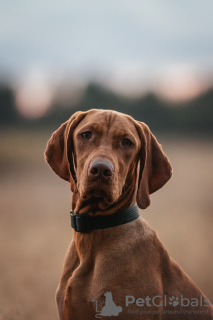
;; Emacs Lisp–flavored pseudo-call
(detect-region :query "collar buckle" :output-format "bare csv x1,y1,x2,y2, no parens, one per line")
70,211,91,233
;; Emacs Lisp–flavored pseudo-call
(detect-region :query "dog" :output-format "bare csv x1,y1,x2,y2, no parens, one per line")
45,109,213,319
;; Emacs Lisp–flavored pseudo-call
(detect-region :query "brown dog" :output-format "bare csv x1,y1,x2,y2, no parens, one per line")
45,109,213,320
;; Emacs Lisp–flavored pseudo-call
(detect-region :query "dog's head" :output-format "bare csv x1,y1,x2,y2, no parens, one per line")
45,109,172,210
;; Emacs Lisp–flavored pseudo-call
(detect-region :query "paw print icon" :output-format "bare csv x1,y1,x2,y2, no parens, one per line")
169,296,179,307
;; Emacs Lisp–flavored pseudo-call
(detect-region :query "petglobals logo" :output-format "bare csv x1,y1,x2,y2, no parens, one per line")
125,295,212,308
91,292,212,318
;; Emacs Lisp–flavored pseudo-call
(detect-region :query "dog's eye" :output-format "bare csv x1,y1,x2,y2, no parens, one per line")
122,138,133,147
81,131,92,139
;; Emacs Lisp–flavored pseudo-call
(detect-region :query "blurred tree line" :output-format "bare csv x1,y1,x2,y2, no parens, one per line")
1,82,213,137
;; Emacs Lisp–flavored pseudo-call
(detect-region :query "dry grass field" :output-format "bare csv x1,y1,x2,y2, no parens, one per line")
0,129,213,320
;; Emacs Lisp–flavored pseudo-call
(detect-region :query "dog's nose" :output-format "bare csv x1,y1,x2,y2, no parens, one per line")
88,159,114,179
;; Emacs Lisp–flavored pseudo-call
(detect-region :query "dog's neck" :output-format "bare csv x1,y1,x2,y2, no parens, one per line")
71,214,142,265
69,175,141,266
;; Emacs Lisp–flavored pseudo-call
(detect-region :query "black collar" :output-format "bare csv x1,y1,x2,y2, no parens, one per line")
70,205,139,233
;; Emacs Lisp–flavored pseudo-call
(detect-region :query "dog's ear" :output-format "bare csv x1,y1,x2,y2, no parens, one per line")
135,122,172,209
44,111,87,192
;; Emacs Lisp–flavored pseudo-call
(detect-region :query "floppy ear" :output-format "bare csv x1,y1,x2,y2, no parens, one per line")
135,122,172,209
44,111,87,192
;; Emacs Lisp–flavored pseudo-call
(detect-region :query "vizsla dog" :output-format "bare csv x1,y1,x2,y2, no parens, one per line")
45,109,213,320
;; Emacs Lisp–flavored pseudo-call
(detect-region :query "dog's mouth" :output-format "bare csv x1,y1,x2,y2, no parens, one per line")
81,185,114,203
79,179,117,205
77,158,121,207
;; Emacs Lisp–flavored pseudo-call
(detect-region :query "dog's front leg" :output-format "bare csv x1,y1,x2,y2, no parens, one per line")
56,242,80,320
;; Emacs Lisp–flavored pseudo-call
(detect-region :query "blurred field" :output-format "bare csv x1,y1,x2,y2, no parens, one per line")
0,129,213,320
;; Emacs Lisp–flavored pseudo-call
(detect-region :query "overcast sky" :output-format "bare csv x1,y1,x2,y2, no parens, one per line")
1,0,213,97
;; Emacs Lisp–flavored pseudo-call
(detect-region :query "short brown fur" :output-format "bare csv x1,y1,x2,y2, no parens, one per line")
45,109,213,319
